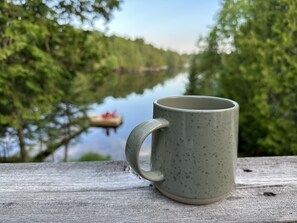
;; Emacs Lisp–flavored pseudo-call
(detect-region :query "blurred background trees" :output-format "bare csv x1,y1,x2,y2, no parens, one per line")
0,0,186,162
187,0,297,156
105,36,185,72
0,0,120,161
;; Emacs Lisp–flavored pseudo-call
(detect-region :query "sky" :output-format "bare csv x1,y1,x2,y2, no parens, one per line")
96,0,221,54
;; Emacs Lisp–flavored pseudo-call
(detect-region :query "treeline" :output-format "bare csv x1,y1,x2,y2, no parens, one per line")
187,0,297,156
106,36,186,72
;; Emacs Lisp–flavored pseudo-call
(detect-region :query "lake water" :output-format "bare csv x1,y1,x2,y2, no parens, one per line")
54,71,189,161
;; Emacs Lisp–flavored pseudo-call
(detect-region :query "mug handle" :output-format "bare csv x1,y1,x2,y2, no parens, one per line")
125,118,170,182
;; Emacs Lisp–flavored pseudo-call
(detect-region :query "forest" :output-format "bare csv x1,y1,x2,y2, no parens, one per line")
187,0,297,156
0,0,186,162
106,35,186,72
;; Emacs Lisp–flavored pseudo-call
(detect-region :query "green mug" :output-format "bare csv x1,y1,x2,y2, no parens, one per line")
125,95,239,204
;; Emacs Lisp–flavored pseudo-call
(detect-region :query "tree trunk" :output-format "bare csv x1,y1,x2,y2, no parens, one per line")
16,110,27,162
64,103,71,162
64,143,68,162
17,127,26,162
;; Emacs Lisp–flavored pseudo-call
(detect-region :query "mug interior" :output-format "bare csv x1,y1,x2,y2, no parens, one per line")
156,96,237,111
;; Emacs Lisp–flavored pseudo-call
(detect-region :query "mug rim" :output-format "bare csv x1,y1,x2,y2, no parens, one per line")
154,95,239,113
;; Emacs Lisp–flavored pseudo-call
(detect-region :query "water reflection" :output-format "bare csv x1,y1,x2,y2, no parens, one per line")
55,71,188,161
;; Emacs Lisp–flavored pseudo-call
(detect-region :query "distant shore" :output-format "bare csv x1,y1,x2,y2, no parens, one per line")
113,66,168,73
113,64,188,74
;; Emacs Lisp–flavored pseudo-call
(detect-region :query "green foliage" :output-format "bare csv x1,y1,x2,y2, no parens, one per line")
79,151,111,161
0,0,120,161
0,0,186,162
186,30,222,96
105,36,186,71
187,0,297,156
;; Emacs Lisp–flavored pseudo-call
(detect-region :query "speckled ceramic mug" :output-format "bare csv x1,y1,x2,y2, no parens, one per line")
125,95,239,204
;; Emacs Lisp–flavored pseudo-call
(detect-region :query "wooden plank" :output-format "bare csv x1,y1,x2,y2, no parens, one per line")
0,157,296,222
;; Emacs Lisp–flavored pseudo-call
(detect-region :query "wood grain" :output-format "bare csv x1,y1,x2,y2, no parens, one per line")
0,157,296,222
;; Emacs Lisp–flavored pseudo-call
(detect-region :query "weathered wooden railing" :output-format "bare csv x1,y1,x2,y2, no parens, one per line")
0,156,296,222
